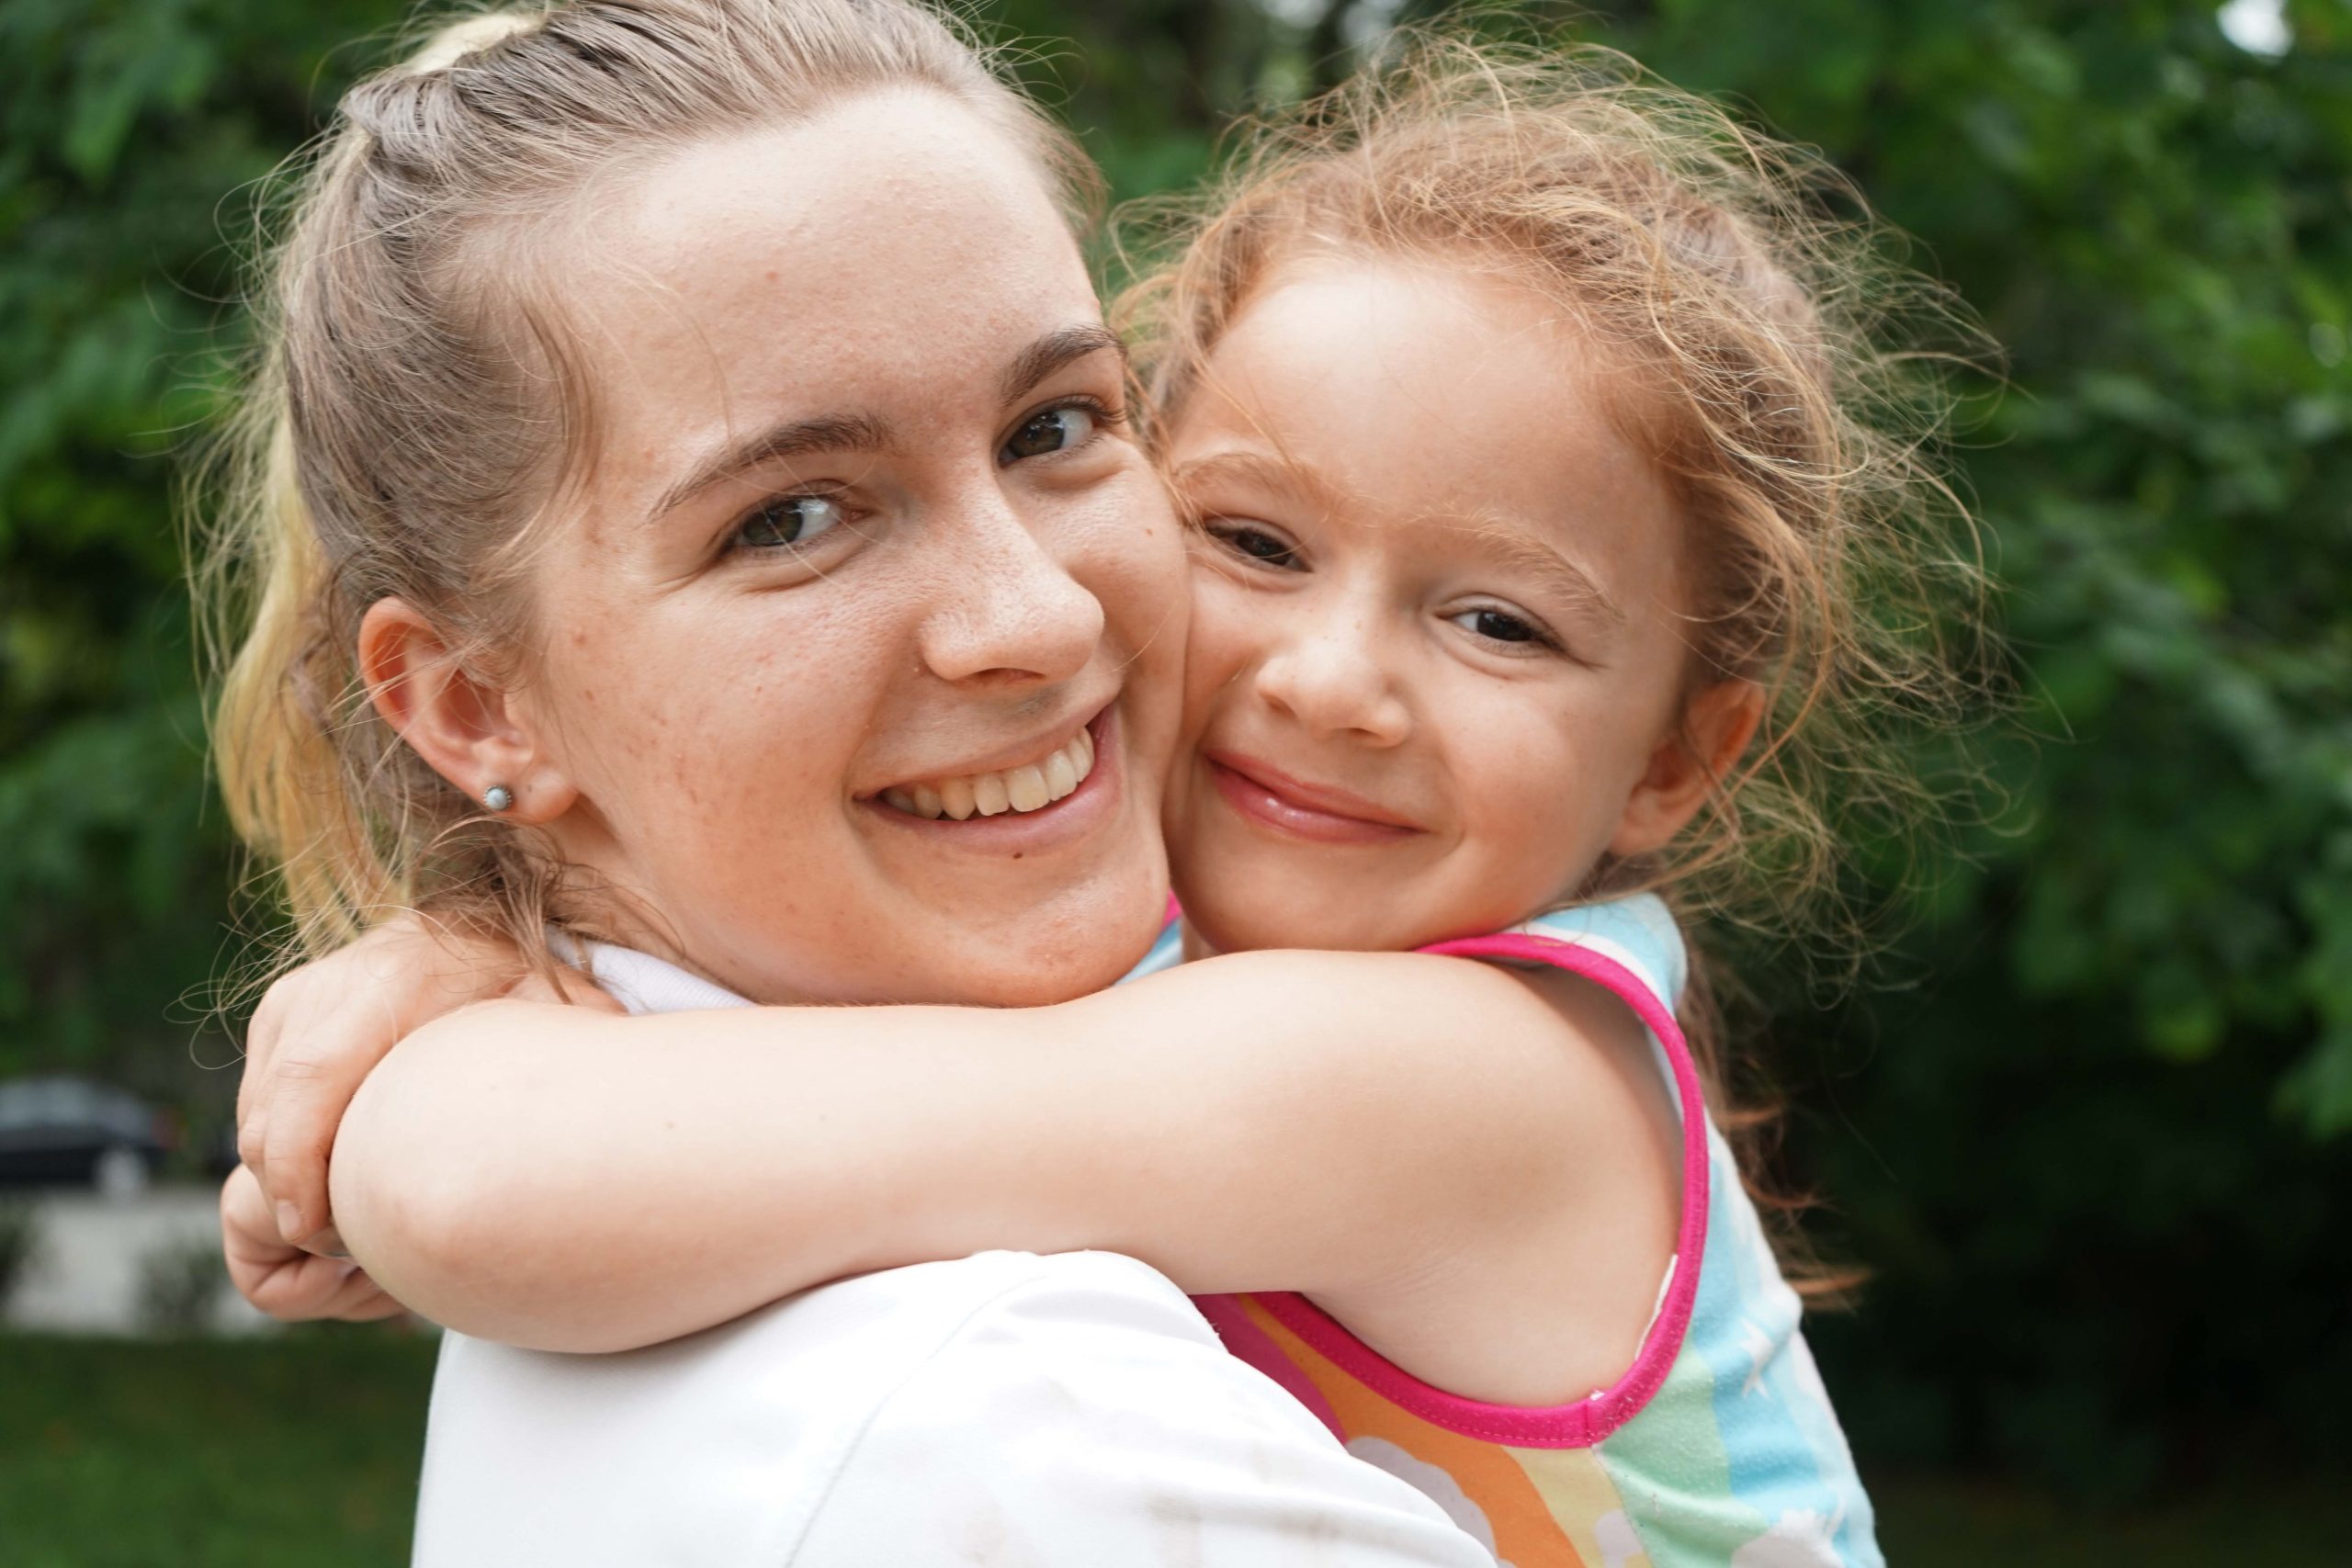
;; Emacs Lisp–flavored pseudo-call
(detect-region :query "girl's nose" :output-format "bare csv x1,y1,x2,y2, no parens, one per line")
916,483,1105,689
1252,608,1413,747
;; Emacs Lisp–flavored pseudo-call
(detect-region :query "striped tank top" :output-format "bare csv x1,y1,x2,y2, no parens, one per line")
1125,894,1883,1567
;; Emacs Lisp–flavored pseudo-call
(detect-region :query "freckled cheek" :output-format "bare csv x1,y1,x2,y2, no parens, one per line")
1072,486,1188,648
668,663,848,789
1180,579,1266,716
564,613,864,825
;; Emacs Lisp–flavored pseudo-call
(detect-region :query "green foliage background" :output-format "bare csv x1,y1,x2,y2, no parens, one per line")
4,0,2346,1505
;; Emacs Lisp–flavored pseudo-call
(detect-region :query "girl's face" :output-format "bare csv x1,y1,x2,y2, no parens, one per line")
1162,256,1743,953
502,94,1187,1005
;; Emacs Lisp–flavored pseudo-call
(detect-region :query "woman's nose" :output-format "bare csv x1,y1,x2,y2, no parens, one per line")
1253,608,1413,747
915,484,1105,688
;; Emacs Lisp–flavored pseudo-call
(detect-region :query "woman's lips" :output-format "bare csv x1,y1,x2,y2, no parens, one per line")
1204,750,1423,846
860,706,1121,855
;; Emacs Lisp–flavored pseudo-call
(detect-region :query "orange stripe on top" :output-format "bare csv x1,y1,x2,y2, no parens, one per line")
1230,1296,1624,1567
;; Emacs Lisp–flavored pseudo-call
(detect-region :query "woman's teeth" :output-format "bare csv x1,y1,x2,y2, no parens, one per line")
883,728,1096,821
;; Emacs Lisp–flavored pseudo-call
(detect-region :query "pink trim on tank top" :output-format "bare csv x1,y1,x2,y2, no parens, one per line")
1240,933,1713,1450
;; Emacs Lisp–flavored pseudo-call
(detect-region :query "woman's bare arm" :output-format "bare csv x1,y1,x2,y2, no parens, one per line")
331,948,1647,1355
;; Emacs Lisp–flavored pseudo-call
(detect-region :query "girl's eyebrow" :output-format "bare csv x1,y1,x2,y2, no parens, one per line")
1453,519,1625,630
1167,448,1347,514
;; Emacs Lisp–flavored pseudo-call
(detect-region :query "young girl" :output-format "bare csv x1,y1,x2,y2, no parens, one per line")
230,34,1976,1568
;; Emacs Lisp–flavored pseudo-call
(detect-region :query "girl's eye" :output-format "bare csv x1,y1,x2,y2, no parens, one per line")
737,493,847,551
1001,404,1100,463
1449,607,1554,649
1208,522,1301,570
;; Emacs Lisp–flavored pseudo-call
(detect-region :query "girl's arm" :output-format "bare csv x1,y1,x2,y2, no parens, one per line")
334,948,1668,1360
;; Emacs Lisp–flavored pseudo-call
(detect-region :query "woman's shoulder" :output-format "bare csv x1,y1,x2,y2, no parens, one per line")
421,1248,1489,1567
419,1253,1211,1555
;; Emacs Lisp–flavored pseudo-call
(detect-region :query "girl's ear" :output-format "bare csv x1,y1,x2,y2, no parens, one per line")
1609,678,1765,859
357,597,578,824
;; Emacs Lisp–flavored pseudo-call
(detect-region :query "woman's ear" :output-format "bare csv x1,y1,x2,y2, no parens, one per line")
1609,678,1766,859
357,597,577,823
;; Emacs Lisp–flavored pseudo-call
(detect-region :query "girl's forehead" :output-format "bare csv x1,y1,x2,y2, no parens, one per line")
1193,263,1636,461
1169,257,1680,581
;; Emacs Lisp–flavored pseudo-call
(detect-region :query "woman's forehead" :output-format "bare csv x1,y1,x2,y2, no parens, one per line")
571,93,1098,438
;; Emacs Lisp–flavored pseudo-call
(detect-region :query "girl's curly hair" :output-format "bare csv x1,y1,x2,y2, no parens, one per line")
1114,32,1999,1292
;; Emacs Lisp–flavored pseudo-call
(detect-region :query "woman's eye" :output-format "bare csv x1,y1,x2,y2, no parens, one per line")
1001,404,1099,463
1210,524,1301,570
737,493,847,551
1449,607,1551,648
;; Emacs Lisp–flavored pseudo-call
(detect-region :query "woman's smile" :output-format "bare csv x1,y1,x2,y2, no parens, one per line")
861,704,1123,855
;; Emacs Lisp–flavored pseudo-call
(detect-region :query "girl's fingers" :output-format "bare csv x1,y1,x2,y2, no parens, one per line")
243,1250,395,1322
241,916,527,1249
237,965,337,1227
342,1292,411,1323
319,1266,401,1320
223,1166,408,1323
225,1166,350,1317
220,1163,285,1269
238,1247,354,1319
234,975,299,1171
258,1019,389,1250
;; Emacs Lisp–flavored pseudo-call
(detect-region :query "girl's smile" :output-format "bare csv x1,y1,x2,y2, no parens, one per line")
1204,750,1428,844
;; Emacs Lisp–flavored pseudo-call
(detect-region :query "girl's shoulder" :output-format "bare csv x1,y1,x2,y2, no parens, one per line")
1418,894,1690,1071
1473,891,1689,1011
1124,891,1686,1003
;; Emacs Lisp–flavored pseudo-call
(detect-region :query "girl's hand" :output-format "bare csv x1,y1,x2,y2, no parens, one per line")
220,1163,405,1322
235,913,525,1254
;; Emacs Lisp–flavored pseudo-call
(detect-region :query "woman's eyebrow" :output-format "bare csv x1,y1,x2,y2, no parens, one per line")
650,412,891,523
646,325,1122,525
1001,322,1125,403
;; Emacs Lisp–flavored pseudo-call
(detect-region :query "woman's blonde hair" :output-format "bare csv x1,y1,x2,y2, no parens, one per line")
198,0,1096,960
1114,36,1994,1285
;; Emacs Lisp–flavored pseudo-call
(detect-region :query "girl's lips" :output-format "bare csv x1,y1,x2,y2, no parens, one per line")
1204,750,1424,846
861,706,1122,857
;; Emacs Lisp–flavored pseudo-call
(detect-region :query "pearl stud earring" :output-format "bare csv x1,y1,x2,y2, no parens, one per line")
483,784,514,813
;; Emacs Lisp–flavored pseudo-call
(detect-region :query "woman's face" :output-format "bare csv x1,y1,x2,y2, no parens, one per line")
511,92,1186,1006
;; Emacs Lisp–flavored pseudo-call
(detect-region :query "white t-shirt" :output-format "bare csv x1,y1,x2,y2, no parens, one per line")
410,944,1491,1568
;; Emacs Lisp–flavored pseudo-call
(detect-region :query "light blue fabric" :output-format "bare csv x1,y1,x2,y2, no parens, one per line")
1519,897,1884,1568
1121,914,1187,984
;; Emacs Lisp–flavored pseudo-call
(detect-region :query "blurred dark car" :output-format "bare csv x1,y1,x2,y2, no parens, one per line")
0,1077,177,1197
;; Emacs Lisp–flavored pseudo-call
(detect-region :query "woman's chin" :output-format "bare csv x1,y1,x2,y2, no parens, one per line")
972,874,1174,1005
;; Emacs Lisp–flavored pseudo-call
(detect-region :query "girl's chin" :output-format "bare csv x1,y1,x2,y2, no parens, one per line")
1175,868,1442,957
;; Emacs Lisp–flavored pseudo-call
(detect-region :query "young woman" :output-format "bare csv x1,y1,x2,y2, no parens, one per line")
204,2,1497,1562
